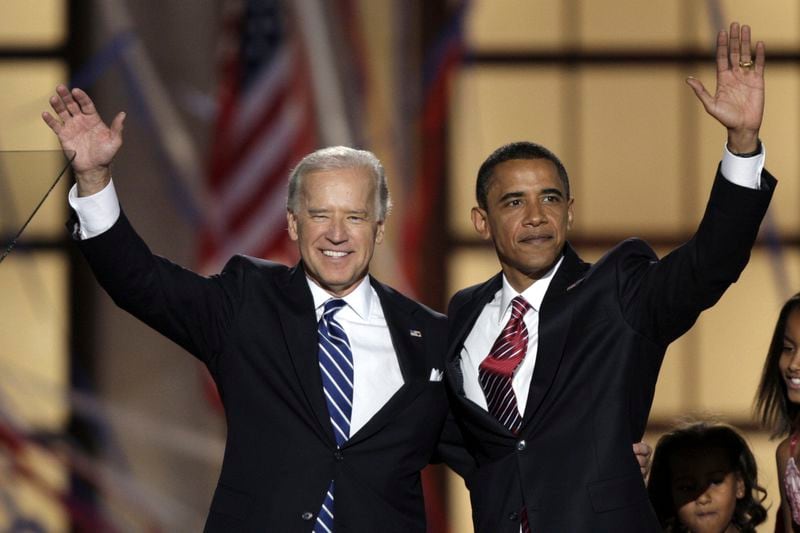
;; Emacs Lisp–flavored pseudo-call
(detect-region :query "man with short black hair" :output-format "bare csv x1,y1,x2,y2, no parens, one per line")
445,22,773,532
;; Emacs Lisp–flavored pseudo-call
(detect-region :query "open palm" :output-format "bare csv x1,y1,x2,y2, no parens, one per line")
42,85,125,177
686,23,765,144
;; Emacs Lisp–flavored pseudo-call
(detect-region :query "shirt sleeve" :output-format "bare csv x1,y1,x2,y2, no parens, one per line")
67,179,121,239
720,142,765,190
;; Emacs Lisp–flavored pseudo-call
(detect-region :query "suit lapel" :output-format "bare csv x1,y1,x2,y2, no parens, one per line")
374,280,426,382
346,280,427,446
445,274,509,432
275,263,335,444
446,273,502,374
522,244,589,428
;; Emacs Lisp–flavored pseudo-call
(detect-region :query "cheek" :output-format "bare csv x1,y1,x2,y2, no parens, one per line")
675,501,695,523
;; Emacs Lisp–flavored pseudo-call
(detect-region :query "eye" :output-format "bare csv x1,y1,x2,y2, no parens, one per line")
542,194,562,203
348,215,366,223
505,199,523,208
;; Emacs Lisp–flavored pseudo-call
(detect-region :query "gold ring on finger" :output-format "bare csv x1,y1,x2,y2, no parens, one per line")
739,60,754,68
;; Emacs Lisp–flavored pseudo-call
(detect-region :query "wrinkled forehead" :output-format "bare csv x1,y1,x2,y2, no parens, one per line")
299,167,377,209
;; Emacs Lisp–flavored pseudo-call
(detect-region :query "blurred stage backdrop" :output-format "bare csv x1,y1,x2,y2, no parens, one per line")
0,0,799,531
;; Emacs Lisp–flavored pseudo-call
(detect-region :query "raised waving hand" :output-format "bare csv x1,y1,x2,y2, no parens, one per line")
42,85,126,195
686,22,765,154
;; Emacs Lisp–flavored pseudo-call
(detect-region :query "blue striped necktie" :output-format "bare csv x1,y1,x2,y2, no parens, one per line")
314,299,353,533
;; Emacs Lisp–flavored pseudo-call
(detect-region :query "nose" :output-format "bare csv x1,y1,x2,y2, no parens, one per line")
325,216,348,243
696,486,712,505
524,201,547,226
790,352,800,371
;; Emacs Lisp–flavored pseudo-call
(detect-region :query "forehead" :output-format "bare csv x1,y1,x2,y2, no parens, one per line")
299,167,376,206
787,308,800,339
669,446,731,478
486,158,563,198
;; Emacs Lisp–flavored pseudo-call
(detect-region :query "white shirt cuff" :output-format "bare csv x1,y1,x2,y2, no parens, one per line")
720,142,765,190
68,180,121,239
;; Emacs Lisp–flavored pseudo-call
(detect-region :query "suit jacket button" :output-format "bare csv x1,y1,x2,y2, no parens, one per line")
334,450,343,460
301,511,314,521
516,440,526,451
508,511,519,521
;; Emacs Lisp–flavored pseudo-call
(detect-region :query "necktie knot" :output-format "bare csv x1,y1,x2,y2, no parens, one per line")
510,296,531,319
323,298,347,317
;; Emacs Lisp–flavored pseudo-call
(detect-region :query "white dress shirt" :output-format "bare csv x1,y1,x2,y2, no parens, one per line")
461,257,561,414
68,181,405,437
460,145,765,415
307,276,404,435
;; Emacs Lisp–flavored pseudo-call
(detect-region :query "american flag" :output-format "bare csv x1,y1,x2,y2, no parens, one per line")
199,0,316,273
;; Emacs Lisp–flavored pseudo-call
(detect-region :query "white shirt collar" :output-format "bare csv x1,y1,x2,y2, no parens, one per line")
498,255,565,324
306,275,373,320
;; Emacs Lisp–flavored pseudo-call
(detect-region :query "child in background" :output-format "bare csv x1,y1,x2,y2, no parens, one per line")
755,292,800,532
647,421,767,532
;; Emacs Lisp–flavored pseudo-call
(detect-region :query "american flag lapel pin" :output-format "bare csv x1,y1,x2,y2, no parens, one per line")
409,329,422,337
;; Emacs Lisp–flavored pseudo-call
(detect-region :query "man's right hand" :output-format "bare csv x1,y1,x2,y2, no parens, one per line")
42,85,125,196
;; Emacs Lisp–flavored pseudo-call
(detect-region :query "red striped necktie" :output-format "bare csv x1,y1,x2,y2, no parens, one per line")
478,295,533,533
479,295,531,433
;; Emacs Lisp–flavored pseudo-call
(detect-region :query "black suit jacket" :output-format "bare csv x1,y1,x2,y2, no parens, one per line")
445,169,775,532
76,212,449,532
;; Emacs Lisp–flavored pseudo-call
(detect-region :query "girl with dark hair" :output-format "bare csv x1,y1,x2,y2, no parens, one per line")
755,293,800,531
647,421,767,532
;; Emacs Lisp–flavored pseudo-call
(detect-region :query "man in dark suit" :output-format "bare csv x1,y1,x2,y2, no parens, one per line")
445,22,774,532
43,87,457,531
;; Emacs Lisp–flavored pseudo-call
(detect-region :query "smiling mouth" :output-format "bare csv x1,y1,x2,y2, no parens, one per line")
322,250,349,258
786,376,800,389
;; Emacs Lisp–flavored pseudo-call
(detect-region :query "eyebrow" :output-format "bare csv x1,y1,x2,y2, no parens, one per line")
307,207,370,216
499,188,564,200
540,188,565,198
498,191,525,203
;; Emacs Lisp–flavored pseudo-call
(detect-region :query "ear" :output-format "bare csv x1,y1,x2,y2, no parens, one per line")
735,473,745,499
375,220,385,244
287,210,299,241
566,197,575,231
471,206,492,240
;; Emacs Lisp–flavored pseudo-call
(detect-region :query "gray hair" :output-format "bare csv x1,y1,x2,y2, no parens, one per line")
287,146,392,220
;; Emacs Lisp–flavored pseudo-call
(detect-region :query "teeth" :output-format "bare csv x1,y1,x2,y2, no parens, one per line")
323,250,347,257
792,378,800,385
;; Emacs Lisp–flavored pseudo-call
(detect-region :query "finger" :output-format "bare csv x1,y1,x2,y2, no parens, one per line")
632,441,651,457
109,111,126,137
715,29,729,73
71,88,96,115
686,77,714,112
50,93,70,122
739,24,752,65
41,111,63,134
754,40,766,75
58,85,82,117
728,22,741,68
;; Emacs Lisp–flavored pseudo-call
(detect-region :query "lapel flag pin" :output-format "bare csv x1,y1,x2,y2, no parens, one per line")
409,329,422,337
